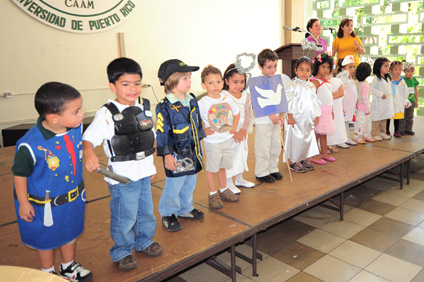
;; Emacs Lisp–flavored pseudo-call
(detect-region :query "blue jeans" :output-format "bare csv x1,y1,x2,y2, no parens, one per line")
108,177,156,262
158,174,197,217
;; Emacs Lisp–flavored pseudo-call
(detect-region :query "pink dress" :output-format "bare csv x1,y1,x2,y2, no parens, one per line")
312,78,335,135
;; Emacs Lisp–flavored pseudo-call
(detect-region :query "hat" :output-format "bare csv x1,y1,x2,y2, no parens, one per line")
158,59,199,85
342,55,354,66
404,61,415,70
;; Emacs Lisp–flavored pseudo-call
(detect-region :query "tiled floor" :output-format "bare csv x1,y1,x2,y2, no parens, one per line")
165,154,424,282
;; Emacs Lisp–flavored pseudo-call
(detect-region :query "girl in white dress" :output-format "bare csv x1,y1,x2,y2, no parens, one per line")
222,64,254,194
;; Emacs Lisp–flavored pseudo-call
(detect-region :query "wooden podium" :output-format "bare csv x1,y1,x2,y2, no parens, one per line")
274,43,316,79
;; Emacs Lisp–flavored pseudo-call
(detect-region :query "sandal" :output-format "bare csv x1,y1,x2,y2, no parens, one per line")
327,146,338,153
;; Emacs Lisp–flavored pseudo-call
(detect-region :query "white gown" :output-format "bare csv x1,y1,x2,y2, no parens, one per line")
327,77,348,145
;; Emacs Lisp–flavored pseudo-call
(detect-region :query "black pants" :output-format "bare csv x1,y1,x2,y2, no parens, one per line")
386,119,400,133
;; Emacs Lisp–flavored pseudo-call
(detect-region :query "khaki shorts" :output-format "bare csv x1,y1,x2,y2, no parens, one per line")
204,139,233,173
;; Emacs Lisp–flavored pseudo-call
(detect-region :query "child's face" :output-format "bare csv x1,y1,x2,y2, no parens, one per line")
174,72,192,96
341,21,354,35
110,73,142,106
381,61,390,75
225,73,245,95
260,60,278,77
201,73,223,97
56,97,84,129
295,62,312,81
390,64,403,78
317,62,331,77
404,68,415,79
343,63,355,78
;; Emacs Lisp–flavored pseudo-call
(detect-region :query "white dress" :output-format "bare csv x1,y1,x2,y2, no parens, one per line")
391,77,410,115
284,78,321,162
370,76,394,121
338,71,357,122
327,77,348,145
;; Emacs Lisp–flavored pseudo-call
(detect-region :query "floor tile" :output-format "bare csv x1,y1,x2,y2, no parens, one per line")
368,217,414,238
255,228,293,256
297,229,346,253
276,219,316,241
304,255,360,282
349,270,390,282
413,190,424,201
411,269,424,282
320,220,365,239
357,199,396,216
372,191,410,206
328,240,381,269
271,241,324,270
403,227,424,246
365,253,422,282
244,256,299,282
400,198,424,214
343,186,381,207
164,276,187,282
363,177,402,191
285,271,322,282
388,184,424,198
343,208,382,227
215,244,262,272
293,206,340,229
179,262,229,282
385,207,424,225
385,239,424,267
223,274,255,282
350,228,398,252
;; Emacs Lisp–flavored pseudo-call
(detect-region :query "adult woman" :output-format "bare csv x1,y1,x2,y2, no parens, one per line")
332,18,365,67
305,18,328,55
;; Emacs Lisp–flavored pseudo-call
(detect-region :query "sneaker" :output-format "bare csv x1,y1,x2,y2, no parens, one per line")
219,188,239,202
178,208,204,220
353,138,366,144
115,255,138,272
386,130,391,137
405,131,415,135
60,261,93,281
300,160,314,171
256,175,275,183
290,162,307,173
140,242,163,257
345,139,357,146
162,214,181,232
49,271,57,275
270,172,283,180
337,143,349,149
208,193,224,209
394,131,402,138
400,131,405,136
235,178,255,188
364,136,376,142
380,133,391,140
373,136,382,141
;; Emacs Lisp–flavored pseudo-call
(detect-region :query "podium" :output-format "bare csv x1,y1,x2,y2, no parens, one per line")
274,43,316,79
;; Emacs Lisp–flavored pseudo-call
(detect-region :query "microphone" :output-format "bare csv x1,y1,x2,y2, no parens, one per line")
283,25,304,32
323,27,336,32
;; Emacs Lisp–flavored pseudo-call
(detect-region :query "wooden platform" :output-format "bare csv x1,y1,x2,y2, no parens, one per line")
1,117,423,282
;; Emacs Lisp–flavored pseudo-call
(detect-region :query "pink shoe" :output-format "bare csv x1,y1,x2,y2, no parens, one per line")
321,155,336,162
310,158,327,165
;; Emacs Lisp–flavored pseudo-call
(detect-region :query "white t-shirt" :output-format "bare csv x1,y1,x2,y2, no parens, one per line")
198,93,240,144
82,99,157,185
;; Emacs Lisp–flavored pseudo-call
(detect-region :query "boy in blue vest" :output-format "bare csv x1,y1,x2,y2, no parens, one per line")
12,82,93,281
83,58,162,271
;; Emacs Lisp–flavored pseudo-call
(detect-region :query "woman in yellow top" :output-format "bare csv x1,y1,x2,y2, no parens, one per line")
332,18,365,67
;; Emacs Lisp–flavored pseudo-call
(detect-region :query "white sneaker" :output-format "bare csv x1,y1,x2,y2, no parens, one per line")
337,143,349,149
345,139,357,146
373,135,382,141
380,133,391,140
235,179,255,188
227,181,241,194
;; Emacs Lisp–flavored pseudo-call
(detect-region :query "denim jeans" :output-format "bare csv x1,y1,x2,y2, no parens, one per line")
108,177,156,262
158,174,197,217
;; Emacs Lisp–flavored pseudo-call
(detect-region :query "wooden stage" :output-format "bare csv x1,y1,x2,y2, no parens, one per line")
1,117,424,282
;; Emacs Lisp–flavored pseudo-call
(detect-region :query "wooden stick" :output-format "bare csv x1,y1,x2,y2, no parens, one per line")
281,125,293,183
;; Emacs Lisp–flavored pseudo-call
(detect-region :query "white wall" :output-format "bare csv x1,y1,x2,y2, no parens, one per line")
0,0,284,146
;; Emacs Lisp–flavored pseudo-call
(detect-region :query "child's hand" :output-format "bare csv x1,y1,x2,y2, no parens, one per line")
314,117,319,126
165,154,177,171
229,127,237,135
382,94,387,99
150,174,156,180
269,114,279,124
287,114,296,125
238,129,247,141
415,102,419,108
19,201,35,222
332,111,335,120
366,112,370,115
278,113,285,124
205,127,215,136
85,154,100,173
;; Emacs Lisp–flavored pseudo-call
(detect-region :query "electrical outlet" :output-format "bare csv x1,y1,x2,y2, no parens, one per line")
3,92,13,98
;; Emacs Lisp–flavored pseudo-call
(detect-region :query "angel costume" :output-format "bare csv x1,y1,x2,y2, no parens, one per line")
285,78,321,162
327,76,348,146
354,80,372,140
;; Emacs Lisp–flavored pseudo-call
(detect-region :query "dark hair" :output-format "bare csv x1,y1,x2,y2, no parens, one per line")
222,64,247,91
355,62,372,82
201,64,222,83
305,18,319,38
257,48,278,67
337,18,356,38
390,60,403,70
35,82,81,120
107,57,142,84
295,57,313,71
373,57,391,80
312,55,334,76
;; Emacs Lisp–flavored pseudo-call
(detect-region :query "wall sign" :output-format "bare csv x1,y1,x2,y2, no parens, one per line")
12,0,141,33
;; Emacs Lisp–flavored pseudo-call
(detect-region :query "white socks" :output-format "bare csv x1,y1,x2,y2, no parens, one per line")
41,265,55,273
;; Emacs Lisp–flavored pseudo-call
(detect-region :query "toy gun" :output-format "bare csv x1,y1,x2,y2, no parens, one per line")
96,165,131,184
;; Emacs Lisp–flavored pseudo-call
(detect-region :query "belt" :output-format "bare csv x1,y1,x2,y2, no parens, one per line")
111,147,155,162
14,181,85,207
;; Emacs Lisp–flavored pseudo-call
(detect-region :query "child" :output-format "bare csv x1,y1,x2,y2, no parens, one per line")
12,82,92,281
387,61,410,138
198,65,240,209
310,52,336,164
222,64,254,193
337,55,358,145
353,62,375,143
156,59,206,231
253,48,290,182
285,57,321,172
83,58,162,271
371,57,394,141
400,61,419,135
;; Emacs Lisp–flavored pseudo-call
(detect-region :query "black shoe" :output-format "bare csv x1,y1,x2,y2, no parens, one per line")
405,131,415,135
162,214,181,232
60,261,93,281
270,172,283,180
300,160,314,171
256,175,275,183
178,208,204,220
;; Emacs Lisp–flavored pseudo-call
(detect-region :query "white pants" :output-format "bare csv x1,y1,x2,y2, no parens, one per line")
354,111,370,138
255,123,282,177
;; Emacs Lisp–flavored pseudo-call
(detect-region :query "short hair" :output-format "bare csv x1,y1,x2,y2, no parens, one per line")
35,82,81,120
312,55,334,76
337,18,356,38
294,57,313,71
373,57,391,80
336,58,345,74
258,48,278,67
201,65,222,83
164,72,189,94
390,60,403,70
223,64,247,91
355,62,372,82
107,57,142,84
305,18,319,38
